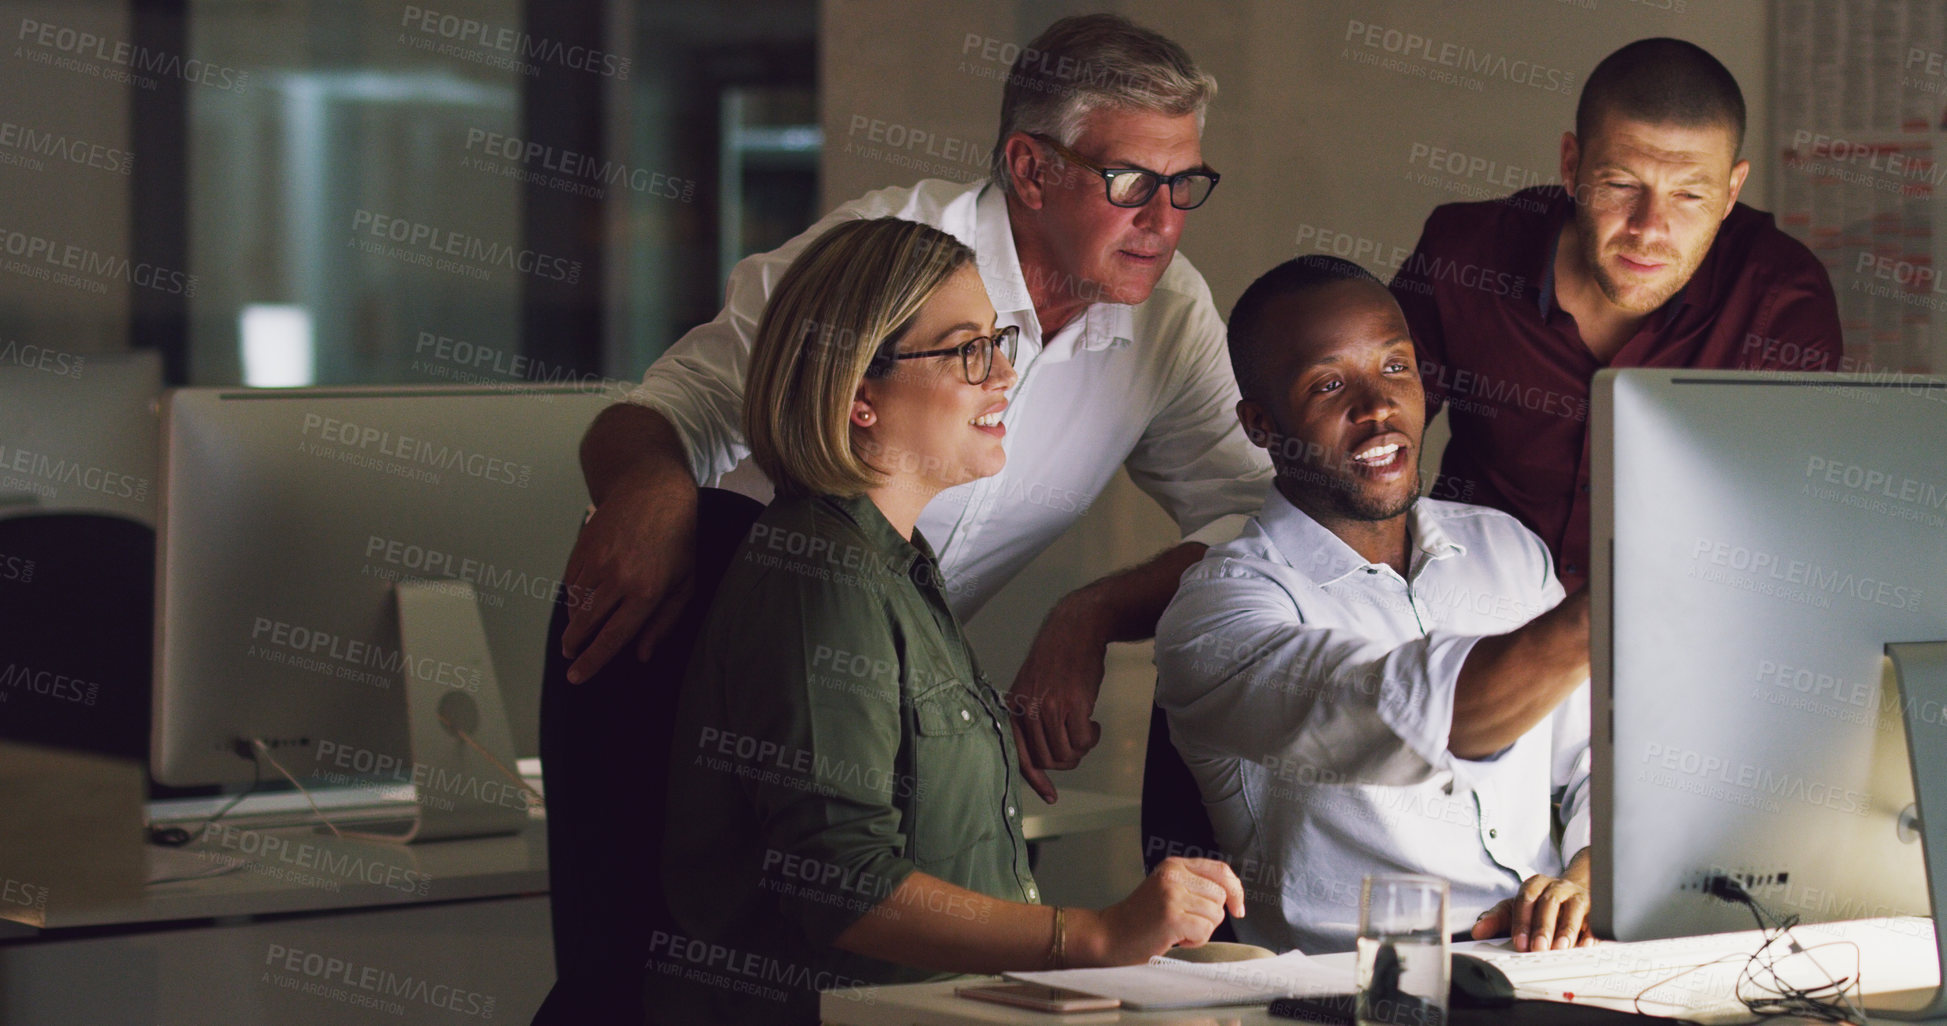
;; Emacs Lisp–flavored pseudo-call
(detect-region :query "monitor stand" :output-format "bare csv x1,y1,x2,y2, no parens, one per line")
1869,641,1947,1019
335,580,531,844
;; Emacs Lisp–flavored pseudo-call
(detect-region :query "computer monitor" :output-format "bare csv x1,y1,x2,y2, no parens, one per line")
153,386,607,837
0,349,163,525
1593,369,1947,1012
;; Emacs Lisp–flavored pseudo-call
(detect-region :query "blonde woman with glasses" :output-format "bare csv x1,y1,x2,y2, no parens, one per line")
653,217,1244,1025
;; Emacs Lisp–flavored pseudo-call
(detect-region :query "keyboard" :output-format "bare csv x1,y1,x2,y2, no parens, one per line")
1470,930,1767,986
1469,917,1938,1013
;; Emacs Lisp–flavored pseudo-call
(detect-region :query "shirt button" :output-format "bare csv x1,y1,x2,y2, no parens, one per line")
960,709,972,722
1579,483,1591,494
1027,887,1038,902
1565,564,1580,576
1365,567,1379,575
1489,828,1499,839
1007,805,1016,817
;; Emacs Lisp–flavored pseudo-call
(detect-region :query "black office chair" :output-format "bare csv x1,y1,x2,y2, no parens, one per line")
532,487,764,1026
0,512,153,762
1140,702,1238,943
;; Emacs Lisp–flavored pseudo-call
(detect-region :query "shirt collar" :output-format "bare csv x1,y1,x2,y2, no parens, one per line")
973,183,1034,317
972,183,1137,366
819,492,939,578
1257,487,1467,587
1534,187,1690,328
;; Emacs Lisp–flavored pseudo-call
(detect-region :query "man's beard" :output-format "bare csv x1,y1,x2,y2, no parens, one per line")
1576,202,1707,315
1277,454,1423,523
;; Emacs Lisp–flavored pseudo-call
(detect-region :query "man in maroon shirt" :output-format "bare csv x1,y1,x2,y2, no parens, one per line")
1391,38,1840,590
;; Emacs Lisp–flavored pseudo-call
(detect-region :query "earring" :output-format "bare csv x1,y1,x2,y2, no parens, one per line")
857,410,874,425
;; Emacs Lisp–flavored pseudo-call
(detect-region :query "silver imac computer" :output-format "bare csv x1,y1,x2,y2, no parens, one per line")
1592,368,1947,1016
0,349,163,525
153,385,608,841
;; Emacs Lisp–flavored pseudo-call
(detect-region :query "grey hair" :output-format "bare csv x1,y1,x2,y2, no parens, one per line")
989,14,1217,194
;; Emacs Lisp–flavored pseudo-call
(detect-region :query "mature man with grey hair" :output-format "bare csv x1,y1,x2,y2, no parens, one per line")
561,13,1270,799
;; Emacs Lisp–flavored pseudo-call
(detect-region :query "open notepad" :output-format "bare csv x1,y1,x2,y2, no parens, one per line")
1004,950,1357,1011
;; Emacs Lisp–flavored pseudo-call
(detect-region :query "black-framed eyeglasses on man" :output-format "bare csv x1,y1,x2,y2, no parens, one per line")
868,324,1019,385
1029,133,1220,210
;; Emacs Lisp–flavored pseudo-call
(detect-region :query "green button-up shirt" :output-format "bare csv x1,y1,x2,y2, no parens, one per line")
652,492,1038,1025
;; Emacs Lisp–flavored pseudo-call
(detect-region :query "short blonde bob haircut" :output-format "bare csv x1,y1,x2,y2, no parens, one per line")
743,217,975,498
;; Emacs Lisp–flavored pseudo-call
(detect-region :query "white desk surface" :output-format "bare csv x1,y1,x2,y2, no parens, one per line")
820,945,1947,1026
0,814,549,939
0,785,1134,942
822,951,1361,1026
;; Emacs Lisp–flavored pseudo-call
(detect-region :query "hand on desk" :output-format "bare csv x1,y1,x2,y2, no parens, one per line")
1078,856,1246,965
1471,847,1594,952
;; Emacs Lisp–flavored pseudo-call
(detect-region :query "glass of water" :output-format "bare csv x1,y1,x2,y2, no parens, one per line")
1356,874,1449,1026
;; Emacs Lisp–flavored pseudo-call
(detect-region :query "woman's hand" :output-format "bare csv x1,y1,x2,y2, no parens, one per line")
1072,857,1246,966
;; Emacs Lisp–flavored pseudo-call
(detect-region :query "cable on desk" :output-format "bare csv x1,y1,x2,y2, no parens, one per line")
435,709,545,810
1627,875,1868,1025
145,738,265,847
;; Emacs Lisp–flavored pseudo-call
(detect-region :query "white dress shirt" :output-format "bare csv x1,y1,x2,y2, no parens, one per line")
626,178,1272,618
1154,487,1590,954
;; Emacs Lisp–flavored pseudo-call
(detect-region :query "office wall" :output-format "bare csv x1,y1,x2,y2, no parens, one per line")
0,1,133,355
821,0,1771,907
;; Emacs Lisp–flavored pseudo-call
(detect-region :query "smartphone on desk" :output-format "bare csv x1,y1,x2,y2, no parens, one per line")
955,982,1121,1012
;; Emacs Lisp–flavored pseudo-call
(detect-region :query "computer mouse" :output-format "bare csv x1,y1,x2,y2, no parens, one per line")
1449,953,1516,1008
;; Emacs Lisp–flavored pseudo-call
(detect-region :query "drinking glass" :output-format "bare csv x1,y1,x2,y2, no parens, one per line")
1355,874,1450,1026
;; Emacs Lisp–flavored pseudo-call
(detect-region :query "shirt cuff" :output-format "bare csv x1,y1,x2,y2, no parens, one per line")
1560,804,1592,863
618,386,712,487
1183,513,1252,548
1374,631,1484,770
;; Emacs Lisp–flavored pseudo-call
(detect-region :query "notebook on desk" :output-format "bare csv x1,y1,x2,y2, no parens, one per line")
1004,950,1356,1010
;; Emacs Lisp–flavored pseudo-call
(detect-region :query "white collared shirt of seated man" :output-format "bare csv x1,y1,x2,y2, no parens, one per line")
1155,256,1595,955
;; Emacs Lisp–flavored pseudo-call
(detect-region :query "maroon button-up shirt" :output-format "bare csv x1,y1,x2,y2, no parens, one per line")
1390,186,1841,591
